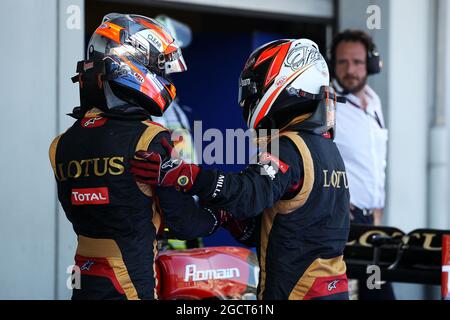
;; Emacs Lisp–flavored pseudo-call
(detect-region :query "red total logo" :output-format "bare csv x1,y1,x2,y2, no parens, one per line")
71,187,110,205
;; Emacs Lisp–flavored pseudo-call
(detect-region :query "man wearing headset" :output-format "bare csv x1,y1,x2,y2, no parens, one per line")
330,30,394,300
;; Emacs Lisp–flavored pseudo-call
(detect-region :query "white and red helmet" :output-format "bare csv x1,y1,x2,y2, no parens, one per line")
238,39,332,131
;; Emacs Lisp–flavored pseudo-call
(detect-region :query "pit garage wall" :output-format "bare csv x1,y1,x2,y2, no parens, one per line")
55,0,85,300
0,0,83,299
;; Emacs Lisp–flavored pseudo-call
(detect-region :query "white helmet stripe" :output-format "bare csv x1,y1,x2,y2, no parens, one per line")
249,64,314,129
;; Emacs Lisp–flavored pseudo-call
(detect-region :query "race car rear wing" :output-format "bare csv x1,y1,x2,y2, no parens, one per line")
344,224,450,294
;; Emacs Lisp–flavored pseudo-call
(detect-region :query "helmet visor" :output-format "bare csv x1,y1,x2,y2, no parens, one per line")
163,46,187,74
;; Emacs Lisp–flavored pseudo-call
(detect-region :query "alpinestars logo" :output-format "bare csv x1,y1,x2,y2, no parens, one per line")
184,264,240,282
81,260,94,271
259,152,289,173
81,116,107,128
261,164,276,180
327,280,340,291
162,158,181,170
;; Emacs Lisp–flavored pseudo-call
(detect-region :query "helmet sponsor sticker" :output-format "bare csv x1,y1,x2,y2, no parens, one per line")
71,187,110,205
275,76,287,87
240,78,251,86
285,44,322,71
147,32,163,51
133,72,144,83
137,29,165,52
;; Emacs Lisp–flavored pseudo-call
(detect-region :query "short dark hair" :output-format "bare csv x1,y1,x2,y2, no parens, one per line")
330,29,375,67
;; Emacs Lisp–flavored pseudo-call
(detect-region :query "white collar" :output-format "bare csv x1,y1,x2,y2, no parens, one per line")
332,79,375,112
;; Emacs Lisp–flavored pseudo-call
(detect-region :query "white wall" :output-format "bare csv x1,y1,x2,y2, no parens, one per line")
55,0,85,300
387,0,431,231
0,0,83,299
387,0,438,300
0,0,58,300
429,0,450,231
445,0,450,232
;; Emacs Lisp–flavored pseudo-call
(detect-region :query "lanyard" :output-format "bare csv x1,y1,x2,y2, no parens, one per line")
346,99,383,129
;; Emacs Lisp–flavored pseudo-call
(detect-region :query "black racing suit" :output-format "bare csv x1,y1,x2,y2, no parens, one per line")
49,108,218,300
190,130,350,300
